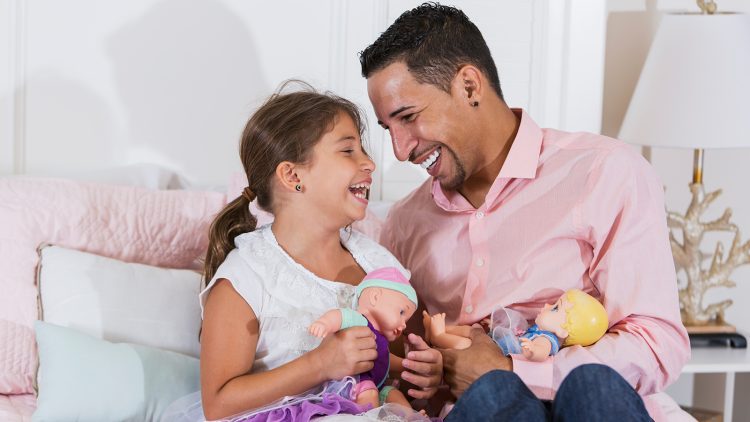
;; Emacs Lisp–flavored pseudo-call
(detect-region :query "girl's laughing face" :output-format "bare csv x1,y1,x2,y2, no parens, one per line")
299,112,375,226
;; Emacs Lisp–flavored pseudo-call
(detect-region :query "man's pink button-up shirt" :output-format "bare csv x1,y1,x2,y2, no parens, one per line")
381,109,690,419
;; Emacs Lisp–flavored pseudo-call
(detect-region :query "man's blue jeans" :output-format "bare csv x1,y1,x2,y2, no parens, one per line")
445,364,653,421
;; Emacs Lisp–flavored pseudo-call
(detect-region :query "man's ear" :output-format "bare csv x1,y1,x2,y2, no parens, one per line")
453,65,484,105
275,161,302,193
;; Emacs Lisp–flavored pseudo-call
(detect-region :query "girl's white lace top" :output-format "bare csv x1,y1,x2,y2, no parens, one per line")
199,224,409,374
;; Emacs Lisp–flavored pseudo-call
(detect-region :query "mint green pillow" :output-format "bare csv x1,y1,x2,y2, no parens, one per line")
33,321,200,422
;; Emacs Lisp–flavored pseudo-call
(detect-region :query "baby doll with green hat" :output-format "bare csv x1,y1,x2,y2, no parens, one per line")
309,267,418,410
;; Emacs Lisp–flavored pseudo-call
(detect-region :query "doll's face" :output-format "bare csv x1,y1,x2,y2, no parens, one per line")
535,295,573,339
360,288,416,342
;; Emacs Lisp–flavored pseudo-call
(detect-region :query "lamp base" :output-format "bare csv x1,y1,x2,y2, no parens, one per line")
689,332,746,348
686,323,747,348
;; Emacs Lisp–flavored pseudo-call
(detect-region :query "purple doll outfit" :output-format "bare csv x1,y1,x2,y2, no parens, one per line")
354,319,391,395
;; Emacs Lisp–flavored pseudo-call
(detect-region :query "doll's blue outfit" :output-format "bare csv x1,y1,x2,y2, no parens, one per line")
495,324,560,356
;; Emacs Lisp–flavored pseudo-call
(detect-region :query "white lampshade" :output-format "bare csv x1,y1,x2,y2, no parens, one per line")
619,12,750,149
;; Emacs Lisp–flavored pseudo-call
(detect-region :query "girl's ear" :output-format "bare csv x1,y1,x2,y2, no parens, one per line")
554,326,569,340
275,161,302,193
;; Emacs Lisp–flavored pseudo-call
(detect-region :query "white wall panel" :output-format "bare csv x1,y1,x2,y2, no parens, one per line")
0,0,597,197
0,0,18,174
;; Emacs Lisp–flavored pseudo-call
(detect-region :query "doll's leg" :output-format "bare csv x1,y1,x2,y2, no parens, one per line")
381,386,411,408
422,311,432,344
381,386,428,415
445,325,472,337
428,312,472,350
424,310,471,337
354,381,380,409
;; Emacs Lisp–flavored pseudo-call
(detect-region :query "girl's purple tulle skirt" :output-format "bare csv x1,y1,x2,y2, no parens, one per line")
234,392,367,422
161,376,440,422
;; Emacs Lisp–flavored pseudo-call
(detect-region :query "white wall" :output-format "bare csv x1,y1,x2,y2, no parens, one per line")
604,0,750,414
0,0,606,198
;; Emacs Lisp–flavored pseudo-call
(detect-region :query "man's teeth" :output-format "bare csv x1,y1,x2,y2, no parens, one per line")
419,148,441,170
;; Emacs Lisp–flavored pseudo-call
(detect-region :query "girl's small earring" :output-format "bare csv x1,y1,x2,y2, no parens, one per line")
471,101,479,107
295,184,302,192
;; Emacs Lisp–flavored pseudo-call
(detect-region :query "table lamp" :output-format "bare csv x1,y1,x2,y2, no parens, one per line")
618,2,750,347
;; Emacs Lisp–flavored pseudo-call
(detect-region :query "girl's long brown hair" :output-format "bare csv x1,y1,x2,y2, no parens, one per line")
203,82,366,286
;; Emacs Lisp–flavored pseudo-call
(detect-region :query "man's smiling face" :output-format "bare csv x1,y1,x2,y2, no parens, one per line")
367,61,482,191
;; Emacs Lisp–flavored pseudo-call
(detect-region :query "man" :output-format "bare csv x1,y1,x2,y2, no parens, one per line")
360,3,689,420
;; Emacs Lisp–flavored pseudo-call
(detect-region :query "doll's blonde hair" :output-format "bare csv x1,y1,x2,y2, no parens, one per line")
561,289,608,347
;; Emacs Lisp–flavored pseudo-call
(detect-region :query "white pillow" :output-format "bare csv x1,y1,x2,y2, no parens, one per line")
38,245,202,358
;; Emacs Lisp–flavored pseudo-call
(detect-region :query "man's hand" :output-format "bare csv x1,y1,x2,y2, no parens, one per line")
440,325,512,398
401,333,443,399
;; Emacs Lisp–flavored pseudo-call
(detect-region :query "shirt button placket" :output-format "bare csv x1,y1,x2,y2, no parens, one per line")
465,208,488,320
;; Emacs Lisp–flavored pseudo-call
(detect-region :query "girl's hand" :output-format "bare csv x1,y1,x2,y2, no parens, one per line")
311,326,377,381
401,333,443,399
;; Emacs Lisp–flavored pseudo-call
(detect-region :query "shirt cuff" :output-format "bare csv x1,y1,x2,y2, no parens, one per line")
510,354,554,400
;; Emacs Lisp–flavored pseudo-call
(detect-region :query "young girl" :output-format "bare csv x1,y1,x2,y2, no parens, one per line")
197,83,441,420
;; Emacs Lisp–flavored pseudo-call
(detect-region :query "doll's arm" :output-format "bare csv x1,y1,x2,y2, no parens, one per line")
309,309,343,338
520,336,553,361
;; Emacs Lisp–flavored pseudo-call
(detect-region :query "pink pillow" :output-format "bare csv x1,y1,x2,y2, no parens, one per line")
0,177,226,394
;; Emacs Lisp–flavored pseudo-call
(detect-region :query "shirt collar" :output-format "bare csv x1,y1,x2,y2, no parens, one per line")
431,109,543,212
497,109,543,180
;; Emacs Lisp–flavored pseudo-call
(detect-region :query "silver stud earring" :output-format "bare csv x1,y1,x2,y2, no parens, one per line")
295,184,302,192
471,101,479,107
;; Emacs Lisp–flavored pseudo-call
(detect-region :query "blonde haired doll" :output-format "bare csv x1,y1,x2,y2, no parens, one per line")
426,289,608,362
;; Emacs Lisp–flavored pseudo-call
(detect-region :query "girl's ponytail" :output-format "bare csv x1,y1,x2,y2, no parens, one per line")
203,193,257,287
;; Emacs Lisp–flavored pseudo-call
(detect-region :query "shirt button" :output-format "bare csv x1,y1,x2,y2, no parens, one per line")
476,211,484,219
475,258,484,267
465,305,474,314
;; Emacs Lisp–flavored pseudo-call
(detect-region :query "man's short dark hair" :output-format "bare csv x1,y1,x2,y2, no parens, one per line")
359,2,503,101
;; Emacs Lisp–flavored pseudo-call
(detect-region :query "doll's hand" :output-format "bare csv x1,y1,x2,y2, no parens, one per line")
309,321,330,338
310,326,377,381
401,333,442,399
520,337,534,359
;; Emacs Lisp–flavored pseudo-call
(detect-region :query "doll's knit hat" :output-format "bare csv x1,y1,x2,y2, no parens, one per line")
356,267,418,306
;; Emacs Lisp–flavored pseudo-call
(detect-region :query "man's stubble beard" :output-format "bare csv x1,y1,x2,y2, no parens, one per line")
438,146,467,191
